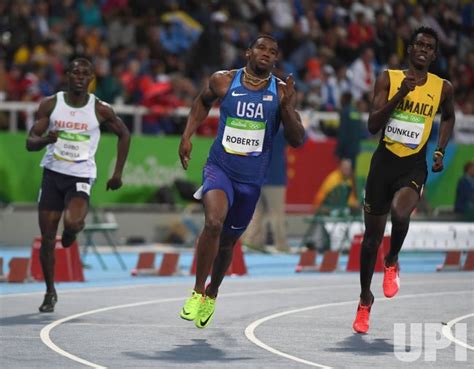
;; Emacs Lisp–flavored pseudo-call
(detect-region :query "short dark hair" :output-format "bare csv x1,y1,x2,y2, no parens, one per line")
409,26,439,50
68,57,93,72
248,34,278,49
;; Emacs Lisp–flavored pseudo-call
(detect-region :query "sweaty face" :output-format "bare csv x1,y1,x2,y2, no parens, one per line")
408,34,437,69
67,62,94,93
247,38,279,73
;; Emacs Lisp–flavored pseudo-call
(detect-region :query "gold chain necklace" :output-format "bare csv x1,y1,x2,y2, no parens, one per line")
243,67,271,87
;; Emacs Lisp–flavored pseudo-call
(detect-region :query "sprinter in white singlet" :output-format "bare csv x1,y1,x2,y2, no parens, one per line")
26,58,130,313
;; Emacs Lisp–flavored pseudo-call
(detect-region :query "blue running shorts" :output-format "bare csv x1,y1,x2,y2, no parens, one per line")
199,163,261,236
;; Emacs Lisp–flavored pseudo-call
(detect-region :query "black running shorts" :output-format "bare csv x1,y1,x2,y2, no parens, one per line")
364,146,427,215
38,168,92,211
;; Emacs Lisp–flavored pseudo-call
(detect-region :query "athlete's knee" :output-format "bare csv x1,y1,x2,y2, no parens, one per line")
204,217,224,237
361,235,383,253
391,206,411,225
40,234,56,253
220,238,238,253
41,232,56,245
219,243,233,254
63,219,85,234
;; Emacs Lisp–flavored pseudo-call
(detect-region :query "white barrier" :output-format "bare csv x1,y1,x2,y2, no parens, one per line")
1,101,473,143
329,221,474,251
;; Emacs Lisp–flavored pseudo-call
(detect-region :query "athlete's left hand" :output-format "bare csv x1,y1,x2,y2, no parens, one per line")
281,74,296,108
432,153,444,172
106,175,123,191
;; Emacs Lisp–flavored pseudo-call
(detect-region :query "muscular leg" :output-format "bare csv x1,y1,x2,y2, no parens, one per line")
193,190,228,295
360,212,388,305
386,187,419,266
38,210,62,293
62,197,89,247
206,232,240,298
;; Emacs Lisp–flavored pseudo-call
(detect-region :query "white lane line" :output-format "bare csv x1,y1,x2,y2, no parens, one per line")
34,282,474,368
245,290,473,369
39,284,357,369
442,312,474,350
0,336,41,339
0,282,183,298
40,297,182,369
4,278,471,298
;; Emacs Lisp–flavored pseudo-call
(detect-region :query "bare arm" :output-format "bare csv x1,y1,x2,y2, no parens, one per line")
179,72,229,169
96,100,131,190
26,96,58,151
432,80,455,172
278,75,305,147
367,70,416,134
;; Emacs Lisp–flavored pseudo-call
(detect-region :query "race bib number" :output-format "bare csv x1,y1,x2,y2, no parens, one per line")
193,185,203,200
222,117,265,156
385,111,425,149
53,131,90,162
76,182,91,195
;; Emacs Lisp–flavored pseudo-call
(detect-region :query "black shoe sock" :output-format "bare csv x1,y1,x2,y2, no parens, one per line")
61,230,76,248
39,292,58,313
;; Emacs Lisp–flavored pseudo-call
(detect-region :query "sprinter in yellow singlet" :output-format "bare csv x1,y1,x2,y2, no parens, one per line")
352,27,456,334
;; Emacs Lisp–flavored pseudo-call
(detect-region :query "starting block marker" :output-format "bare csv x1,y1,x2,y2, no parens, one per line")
131,252,181,276
190,239,247,276
317,250,339,272
295,249,318,272
8,257,31,283
463,251,474,271
436,251,462,271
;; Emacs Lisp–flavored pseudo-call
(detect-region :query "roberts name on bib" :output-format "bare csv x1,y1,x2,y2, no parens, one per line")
222,117,265,156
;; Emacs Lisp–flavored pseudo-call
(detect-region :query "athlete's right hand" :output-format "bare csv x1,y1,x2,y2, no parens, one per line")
179,137,192,170
399,75,416,96
45,131,58,144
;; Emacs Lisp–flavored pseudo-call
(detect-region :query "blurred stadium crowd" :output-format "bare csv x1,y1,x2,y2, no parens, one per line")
0,0,473,134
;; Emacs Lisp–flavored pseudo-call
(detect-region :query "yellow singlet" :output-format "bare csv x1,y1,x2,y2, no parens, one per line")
383,69,443,157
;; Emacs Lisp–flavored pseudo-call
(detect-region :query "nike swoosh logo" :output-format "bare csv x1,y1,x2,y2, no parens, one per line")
232,91,247,97
199,311,214,326
427,94,434,100
411,181,419,189
230,225,246,230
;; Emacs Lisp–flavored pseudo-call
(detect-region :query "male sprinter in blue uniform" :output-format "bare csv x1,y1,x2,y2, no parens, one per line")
178,35,305,329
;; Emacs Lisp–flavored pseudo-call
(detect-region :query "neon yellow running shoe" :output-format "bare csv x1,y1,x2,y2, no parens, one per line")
195,296,216,329
179,291,203,321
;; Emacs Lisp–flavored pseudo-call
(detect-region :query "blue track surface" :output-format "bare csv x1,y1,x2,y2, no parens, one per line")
0,248,452,295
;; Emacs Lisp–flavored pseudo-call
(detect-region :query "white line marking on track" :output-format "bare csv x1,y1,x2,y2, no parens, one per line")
244,290,473,369
4,278,470,298
0,282,181,298
36,282,473,368
39,284,357,368
442,312,474,350
0,336,40,339
40,297,182,369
